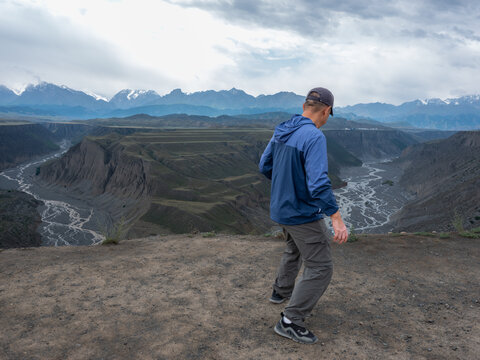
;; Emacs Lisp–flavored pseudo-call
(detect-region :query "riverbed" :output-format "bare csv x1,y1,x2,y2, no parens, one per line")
332,160,411,233
1,146,408,246
0,143,107,246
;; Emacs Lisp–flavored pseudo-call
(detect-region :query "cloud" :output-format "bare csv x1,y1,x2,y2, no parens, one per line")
0,0,479,105
166,0,406,38
0,1,175,97
168,0,480,43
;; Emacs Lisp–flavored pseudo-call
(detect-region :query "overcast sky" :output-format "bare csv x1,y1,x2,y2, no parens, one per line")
1,0,479,105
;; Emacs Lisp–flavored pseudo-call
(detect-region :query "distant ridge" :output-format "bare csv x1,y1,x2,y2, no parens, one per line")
336,96,480,130
0,82,479,129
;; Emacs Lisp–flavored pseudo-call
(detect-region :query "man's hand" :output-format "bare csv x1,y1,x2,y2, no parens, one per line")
330,211,348,244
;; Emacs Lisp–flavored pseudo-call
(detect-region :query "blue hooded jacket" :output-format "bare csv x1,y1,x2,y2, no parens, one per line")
259,114,339,225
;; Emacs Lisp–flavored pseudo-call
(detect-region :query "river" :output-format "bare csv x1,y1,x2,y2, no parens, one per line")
332,160,410,233
0,142,105,246
1,145,408,245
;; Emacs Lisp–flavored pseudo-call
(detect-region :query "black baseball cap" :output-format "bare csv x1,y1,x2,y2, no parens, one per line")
306,87,334,115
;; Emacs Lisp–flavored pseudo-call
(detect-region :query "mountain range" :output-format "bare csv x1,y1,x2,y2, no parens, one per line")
1,82,479,130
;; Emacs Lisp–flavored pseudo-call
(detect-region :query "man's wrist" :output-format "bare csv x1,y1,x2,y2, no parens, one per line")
330,210,341,220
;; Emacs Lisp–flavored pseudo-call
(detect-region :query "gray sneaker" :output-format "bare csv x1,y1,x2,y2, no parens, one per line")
274,313,318,344
269,289,289,304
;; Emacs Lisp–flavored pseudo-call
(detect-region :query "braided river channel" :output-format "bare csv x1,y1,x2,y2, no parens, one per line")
0,142,105,246
332,161,411,233
1,144,409,245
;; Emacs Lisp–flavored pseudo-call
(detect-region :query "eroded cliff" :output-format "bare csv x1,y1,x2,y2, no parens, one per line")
391,131,480,231
0,123,59,170
0,190,42,248
324,129,418,161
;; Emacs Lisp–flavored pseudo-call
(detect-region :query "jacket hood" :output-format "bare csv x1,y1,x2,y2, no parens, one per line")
274,114,315,143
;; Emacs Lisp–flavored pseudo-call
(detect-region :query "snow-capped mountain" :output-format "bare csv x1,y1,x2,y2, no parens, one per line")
109,89,161,109
0,82,478,129
10,82,108,110
336,95,480,130
0,85,17,106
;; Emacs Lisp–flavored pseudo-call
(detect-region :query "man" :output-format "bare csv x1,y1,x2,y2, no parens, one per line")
259,87,348,344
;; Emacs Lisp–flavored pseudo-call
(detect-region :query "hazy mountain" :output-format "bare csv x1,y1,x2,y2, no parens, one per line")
337,95,480,130
0,85,17,105
109,89,161,109
110,87,304,110
161,88,257,108
1,82,479,129
0,82,304,117
12,82,108,110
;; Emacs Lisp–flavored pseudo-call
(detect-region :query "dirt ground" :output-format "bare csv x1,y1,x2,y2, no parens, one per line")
1,233,479,360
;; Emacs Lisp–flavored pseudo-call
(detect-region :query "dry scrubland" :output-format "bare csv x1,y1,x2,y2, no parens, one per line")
1,233,479,360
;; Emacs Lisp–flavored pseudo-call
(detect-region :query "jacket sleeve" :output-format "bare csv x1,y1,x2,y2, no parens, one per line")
259,137,274,180
303,135,339,216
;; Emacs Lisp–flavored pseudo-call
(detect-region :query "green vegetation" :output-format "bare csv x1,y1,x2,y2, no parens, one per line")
438,233,450,239
452,210,465,233
101,218,126,245
459,231,480,239
450,212,479,238
263,230,284,239
202,231,216,238
413,232,436,237
382,180,394,186
347,228,359,242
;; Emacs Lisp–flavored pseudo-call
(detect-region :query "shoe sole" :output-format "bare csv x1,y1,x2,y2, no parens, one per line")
269,297,288,304
274,323,318,344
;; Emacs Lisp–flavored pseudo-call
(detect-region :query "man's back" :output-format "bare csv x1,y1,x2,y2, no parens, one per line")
259,114,338,225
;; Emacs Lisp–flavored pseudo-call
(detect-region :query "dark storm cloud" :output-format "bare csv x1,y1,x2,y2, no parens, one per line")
168,0,480,42
167,0,402,36
0,2,173,96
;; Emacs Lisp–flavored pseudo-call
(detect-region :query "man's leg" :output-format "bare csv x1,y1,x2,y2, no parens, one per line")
282,219,333,327
272,228,302,298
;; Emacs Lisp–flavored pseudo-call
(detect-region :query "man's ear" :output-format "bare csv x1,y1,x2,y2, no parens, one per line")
302,103,306,112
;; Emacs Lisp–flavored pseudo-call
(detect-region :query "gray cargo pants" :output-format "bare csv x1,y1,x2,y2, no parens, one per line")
273,219,333,327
